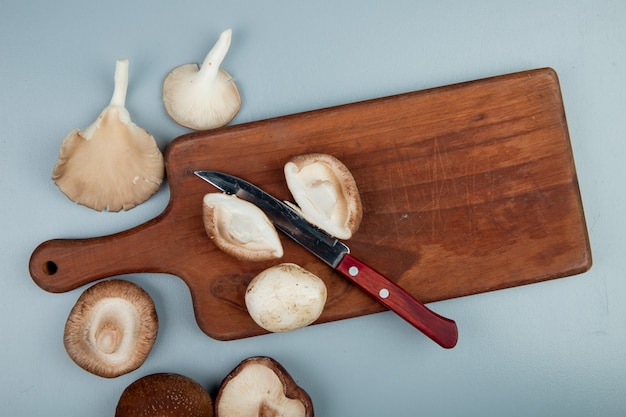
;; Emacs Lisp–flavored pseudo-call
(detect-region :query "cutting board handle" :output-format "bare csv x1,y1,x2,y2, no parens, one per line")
29,216,170,293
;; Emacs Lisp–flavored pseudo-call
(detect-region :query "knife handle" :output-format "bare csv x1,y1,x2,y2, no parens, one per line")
336,254,458,348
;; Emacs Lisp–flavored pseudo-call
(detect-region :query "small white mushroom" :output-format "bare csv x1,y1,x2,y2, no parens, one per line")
163,29,241,130
203,193,283,261
52,59,164,212
245,263,327,333
284,153,362,239
215,356,314,417
63,279,158,378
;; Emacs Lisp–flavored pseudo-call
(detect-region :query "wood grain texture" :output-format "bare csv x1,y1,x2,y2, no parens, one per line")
29,68,591,341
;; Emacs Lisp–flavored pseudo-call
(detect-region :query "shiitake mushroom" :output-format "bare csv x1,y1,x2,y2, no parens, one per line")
63,279,158,378
284,153,362,240
215,357,314,417
115,373,213,417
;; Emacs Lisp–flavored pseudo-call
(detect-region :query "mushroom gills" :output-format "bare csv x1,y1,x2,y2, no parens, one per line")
203,193,283,261
216,357,314,417
284,153,362,240
63,279,158,378
163,28,241,130
52,58,164,212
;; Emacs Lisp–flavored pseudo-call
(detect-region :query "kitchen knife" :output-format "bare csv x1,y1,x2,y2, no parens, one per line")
194,170,458,348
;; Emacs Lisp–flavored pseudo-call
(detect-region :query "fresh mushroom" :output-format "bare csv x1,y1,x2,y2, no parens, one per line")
52,59,164,212
163,29,241,130
115,373,213,417
245,263,327,333
284,153,362,239
203,192,283,261
63,279,158,378
215,356,314,417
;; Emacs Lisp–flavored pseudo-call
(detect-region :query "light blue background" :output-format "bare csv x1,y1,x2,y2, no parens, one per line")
1,1,624,415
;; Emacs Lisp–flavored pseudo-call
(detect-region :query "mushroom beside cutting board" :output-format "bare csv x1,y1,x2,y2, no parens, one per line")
163,29,241,130
115,373,213,417
52,59,164,212
215,356,314,417
63,279,158,378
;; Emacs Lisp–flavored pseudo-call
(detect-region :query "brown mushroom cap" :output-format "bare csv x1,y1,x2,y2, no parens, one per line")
203,192,283,261
115,373,214,417
52,59,164,212
215,356,314,417
63,279,158,378
284,153,362,240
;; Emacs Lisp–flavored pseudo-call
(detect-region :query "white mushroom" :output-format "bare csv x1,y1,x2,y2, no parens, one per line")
284,153,362,239
163,29,241,130
215,356,314,417
116,373,213,417
52,59,164,212
245,263,327,333
63,279,158,378
203,193,283,261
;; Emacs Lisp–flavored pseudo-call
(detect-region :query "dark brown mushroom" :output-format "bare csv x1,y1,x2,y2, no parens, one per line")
63,279,158,378
215,356,314,417
115,373,213,417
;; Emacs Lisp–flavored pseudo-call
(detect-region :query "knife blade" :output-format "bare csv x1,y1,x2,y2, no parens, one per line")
195,170,458,348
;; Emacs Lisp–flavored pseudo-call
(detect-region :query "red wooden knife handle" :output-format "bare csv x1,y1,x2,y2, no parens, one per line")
336,254,458,348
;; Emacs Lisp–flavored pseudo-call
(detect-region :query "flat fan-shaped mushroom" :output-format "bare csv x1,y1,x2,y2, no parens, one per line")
216,356,314,417
63,279,158,378
203,193,283,261
284,153,362,239
245,263,327,333
163,29,241,130
52,59,164,212
116,373,213,417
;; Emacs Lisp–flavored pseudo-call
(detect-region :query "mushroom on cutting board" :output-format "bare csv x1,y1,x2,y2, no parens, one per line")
215,356,314,417
115,373,213,417
52,59,164,212
284,153,362,239
203,192,283,261
245,263,327,333
163,29,241,130
63,279,158,378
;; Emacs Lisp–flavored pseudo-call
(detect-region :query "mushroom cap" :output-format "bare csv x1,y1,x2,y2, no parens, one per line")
63,279,158,378
203,193,283,261
53,60,164,212
162,29,240,130
216,356,314,417
245,263,327,333
284,153,362,240
115,373,214,417
163,65,241,130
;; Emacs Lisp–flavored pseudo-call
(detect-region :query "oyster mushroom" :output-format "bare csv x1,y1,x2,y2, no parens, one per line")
63,279,158,378
284,153,362,239
52,59,164,212
203,193,283,261
216,356,314,417
245,263,327,333
163,28,241,130
116,373,213,417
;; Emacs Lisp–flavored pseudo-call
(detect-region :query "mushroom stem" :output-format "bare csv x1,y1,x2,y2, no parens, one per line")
197,29,232,85
110,58,129,108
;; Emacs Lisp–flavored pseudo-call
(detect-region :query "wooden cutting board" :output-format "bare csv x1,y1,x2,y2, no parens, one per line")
29,68,591,341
